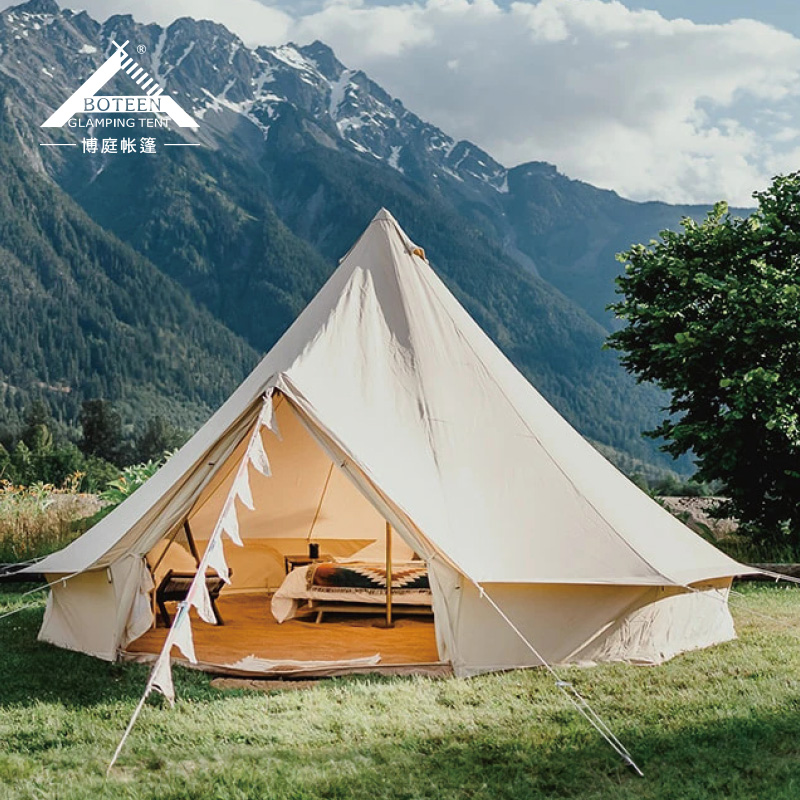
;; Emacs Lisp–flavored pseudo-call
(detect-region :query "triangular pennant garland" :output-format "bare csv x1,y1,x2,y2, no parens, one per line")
108,392,277,770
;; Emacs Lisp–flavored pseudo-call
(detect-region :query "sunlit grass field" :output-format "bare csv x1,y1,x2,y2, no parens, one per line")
1,584,799,799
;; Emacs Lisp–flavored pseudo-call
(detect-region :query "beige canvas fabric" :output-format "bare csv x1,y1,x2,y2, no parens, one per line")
31,209,746,673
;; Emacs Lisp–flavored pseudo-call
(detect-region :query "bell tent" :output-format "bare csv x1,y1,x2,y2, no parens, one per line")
26,209,746,679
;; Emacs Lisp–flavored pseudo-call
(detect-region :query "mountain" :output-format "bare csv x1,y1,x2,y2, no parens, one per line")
0,80,257,433
0,0,710,473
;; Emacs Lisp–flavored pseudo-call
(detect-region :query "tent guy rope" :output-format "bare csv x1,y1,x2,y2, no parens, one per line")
0,570,84,622
475,583,645,777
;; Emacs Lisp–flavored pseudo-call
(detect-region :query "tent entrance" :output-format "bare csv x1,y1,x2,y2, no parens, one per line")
128,395,444,675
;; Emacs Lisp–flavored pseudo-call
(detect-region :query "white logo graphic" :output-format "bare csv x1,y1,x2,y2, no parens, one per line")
42,40,198,128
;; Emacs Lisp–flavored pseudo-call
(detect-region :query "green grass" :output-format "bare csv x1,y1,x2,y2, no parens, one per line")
1,585,800,799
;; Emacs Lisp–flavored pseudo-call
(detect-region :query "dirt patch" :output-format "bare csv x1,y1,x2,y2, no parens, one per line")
211,678,320,692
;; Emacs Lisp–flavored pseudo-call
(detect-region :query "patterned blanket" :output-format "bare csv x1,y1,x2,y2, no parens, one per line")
306,562,430,595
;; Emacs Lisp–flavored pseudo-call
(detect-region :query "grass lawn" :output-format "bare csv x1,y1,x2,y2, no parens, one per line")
1,585,800,799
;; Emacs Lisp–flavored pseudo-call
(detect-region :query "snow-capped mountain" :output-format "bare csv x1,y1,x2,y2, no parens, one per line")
0,0,713,473
1,2,507,197
0,0,717,330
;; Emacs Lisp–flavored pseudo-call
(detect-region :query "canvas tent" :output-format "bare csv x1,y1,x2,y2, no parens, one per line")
25,208,747,678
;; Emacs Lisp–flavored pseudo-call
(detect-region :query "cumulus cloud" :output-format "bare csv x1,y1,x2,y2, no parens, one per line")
290,0,436,57
291,0,800,204
61,0,293,47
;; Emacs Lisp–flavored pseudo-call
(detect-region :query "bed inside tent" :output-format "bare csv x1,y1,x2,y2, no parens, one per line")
124,393,445,676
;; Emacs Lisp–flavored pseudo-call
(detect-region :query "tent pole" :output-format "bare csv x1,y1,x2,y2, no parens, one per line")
149,525,181,575
307,461,335,545
148,524,184,629
183,520,201,567
385,522,393,627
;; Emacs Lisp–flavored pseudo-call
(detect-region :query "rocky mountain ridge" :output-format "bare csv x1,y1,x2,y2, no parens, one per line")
0,0,704,473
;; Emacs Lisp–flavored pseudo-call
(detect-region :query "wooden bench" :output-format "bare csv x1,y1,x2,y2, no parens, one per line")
156,569,227,626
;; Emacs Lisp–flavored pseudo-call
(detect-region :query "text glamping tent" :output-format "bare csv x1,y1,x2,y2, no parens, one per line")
28,209,746,690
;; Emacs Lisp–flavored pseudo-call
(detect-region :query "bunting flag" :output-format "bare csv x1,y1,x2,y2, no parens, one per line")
262,391,281,440
249,430,271,478
149,606,195,707
233,469,255,511
171,608,197,664
205,535,230,584
187,576,217,625
220,504,242,547
150,652,175,706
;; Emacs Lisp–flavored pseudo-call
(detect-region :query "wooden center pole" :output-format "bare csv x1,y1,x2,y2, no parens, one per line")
385,521,393,627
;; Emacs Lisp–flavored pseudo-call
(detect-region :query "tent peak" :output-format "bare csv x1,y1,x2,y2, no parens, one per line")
368,207,427,263
372,207,396,224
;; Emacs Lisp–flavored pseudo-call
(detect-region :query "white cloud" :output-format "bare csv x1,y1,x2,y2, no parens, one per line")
288,0,435,56
290,0,800,204
64,0,293,47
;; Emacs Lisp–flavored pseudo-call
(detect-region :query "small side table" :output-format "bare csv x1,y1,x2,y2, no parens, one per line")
283,554,333,575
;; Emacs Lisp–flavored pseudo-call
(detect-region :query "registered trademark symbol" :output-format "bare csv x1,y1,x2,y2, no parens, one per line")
136,44,146,54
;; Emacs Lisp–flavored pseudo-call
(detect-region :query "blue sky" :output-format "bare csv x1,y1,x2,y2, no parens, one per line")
263,0,800,32
621,1,799,35
6,0,799,204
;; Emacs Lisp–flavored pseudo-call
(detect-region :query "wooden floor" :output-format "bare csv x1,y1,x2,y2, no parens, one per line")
125,594,443,676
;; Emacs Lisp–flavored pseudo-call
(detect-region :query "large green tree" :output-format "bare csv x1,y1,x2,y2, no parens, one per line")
607,173,800,546
134,416,188,464
79,399,126,467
